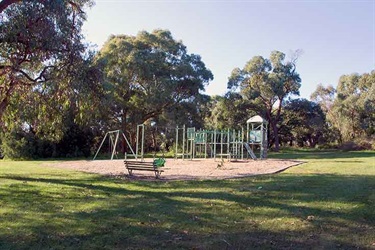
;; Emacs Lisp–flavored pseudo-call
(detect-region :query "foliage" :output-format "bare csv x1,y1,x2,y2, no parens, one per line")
205,93,255,130
1,120,94,159
227,51,301,151
0,0,103,159
0,0,94,121
0,150,374,249
280,98,329,147
96,29,213,137
333,71,374,139
311,71,375,143
0,126,37,159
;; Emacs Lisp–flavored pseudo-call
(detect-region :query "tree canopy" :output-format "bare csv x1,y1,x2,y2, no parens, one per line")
312,71,375,142
0,0,94,121
96,29,213,134
227,50,301,151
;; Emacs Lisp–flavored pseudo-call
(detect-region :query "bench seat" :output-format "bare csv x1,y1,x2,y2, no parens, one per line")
124,160,164,178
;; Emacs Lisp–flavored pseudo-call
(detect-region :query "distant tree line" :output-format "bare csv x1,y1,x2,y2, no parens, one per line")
0,1,373,159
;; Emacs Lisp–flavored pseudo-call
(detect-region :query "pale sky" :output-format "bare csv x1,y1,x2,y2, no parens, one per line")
82,0,375,99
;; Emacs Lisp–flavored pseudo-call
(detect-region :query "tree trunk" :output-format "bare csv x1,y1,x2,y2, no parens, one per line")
0,99,8,122
271,121,280,152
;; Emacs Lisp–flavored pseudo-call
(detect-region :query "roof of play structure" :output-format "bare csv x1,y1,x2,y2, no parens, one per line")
246,115,267,124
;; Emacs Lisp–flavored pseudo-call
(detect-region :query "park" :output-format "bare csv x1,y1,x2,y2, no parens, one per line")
0,0,374,249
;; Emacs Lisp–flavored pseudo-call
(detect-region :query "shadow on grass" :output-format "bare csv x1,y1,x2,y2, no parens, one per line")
0,172,374,249
268,149,375,160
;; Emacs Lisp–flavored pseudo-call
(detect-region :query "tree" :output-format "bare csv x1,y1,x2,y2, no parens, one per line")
0,0,93,121
281,98,328,147
206,93,254,130
311,71,374,143
310,83,336,113
333,72,374,140
227,51,301,151
96,29,213,138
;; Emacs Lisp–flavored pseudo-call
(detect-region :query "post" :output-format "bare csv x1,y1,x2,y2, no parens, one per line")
175,126,178,159
214,129,217,160
240,128,244,160
220,130,223,159
136,125,139,159
182,125,185,160
93,132,108,160
141,124,144,161
111,130,119,160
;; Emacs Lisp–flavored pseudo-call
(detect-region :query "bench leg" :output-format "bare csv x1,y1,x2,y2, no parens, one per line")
128,169,133,176
155,171,160,179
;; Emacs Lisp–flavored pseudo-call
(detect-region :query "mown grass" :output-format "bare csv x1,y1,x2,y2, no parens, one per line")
0,150,374,249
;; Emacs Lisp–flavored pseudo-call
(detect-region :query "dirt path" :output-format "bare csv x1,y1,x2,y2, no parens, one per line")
45,158,302,181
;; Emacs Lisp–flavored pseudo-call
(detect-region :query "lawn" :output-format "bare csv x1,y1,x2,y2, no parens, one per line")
0,150,374,249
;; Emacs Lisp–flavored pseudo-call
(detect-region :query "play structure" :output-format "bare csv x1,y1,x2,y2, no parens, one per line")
93,115,268,161
174,115,268,160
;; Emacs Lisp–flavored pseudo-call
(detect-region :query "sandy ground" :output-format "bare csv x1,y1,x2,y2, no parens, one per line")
45,158,303,181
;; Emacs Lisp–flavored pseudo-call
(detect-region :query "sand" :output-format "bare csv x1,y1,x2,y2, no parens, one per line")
45,158,303,181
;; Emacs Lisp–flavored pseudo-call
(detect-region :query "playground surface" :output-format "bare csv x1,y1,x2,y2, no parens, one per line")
46,158,303,180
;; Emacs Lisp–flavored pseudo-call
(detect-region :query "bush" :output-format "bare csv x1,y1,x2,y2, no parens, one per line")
1,128,37,159
1,123,94,159
338,136,374,151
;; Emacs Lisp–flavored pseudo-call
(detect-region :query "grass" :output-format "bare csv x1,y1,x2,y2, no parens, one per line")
0,150,374,249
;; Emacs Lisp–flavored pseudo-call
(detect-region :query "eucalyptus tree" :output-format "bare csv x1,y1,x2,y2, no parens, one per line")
207,93,254,130
332,71,374,140
0,0,94,122
310,83,336,113
227,51,301,151
96,29,213,135
311,71,374,143
281,98,328,147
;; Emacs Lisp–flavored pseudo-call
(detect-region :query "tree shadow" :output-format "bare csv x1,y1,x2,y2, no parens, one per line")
0,171,374,249
269,150,375,160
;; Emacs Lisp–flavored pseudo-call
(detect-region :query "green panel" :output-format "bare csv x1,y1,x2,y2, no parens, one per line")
249,130,262,143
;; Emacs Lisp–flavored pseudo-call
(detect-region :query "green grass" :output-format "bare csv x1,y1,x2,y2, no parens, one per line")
0,150,374,249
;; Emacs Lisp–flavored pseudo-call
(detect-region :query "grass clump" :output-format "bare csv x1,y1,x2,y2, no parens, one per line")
0,150,374,249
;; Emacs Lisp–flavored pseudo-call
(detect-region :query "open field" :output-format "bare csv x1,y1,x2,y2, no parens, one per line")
0,150,374,249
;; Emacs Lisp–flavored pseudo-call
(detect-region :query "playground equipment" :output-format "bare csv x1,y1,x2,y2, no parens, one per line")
136,124,145,161
246,115,268,159
174,115,268,160
93,115,268,161
93,130,137,160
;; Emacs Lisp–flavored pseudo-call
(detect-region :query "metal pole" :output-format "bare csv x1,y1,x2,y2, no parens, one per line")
220,130,223,158
182,125,185,160
204,131,207,158
214,130,217,160
141,124,144,161
111,131,120,160
247,122,249,142
241,128,244,160
93,132,108,160
136,125,139,159
227,129,230,161
121,132,136,158
175,126,178,159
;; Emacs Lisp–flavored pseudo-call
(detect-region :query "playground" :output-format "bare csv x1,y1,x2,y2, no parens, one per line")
46,158,301,180
93,115,269,161
61,115,305,180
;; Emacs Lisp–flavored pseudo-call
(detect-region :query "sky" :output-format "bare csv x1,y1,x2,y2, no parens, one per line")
82,0,375,99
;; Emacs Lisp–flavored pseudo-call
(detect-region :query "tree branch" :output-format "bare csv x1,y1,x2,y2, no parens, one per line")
0,0,21,14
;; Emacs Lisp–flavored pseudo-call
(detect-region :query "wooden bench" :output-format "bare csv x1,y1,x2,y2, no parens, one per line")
124,160,164,179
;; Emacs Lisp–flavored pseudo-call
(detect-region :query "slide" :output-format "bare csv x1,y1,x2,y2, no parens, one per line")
244,143,257,160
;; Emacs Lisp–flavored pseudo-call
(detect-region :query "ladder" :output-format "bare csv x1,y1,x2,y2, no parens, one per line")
244,143,257,160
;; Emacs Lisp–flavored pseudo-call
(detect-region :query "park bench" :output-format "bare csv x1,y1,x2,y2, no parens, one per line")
124,160,164,179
